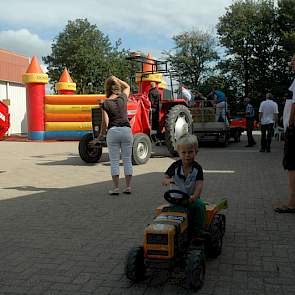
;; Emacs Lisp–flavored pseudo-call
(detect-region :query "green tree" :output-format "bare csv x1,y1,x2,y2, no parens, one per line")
164,30,219,93
43,18,130,94
277,0,295,54
217,0,287,99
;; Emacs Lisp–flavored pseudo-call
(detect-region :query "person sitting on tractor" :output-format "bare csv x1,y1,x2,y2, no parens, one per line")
161,134,206,237
148,82,161,137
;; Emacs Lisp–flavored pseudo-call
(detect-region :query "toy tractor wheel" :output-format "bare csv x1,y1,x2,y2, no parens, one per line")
206,215,223,258
217,214,226,237
79,133,102,163
132,133,152,165
165,105,193,156
185,249,205,290
125,246,146,282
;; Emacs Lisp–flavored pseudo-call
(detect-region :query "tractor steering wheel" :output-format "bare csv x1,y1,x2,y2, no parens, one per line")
164,189,190,205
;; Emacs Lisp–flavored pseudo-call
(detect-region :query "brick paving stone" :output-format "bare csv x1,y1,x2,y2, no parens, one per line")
0,136,294,294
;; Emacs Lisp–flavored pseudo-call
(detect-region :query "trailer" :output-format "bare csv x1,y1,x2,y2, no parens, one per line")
191,102,242,146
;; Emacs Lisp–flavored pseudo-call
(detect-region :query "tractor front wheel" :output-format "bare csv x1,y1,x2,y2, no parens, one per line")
125,246,146,282
185,249,205,290
165,105,193,156
132,133,152,165
78,133,102,163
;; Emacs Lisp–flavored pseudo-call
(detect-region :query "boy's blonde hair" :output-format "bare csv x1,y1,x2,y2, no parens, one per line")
176,134,199,152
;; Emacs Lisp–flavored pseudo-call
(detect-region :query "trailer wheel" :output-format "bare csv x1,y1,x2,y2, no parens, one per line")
219,132,229,147
165,105,193,156
185,249,205,290
125,246,146,282
78,133,102,163
132,133,152,165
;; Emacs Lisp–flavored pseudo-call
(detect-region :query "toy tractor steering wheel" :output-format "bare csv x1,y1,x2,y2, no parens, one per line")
164,189,190,206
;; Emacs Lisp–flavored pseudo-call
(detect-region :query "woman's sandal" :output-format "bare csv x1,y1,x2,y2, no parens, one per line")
123,187,132,195
274,205,295,213
108,188,119,195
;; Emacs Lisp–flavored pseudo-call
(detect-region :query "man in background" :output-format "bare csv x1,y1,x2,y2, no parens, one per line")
244,97,256,147
258,93,278,152
181,85,192,106
148,82,161,135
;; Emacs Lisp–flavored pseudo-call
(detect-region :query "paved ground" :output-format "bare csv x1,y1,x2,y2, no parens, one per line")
0,134,294,295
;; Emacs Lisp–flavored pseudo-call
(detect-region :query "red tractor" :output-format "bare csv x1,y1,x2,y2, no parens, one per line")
78,54,193,165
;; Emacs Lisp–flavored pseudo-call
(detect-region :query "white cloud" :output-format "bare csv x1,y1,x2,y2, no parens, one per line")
0,29,51,62
0,0,233,65
1,0,232,35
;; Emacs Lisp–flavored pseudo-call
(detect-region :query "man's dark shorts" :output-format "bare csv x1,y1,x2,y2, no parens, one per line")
283,126,295,171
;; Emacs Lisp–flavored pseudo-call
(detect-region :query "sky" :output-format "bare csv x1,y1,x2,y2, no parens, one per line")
0,0,233,69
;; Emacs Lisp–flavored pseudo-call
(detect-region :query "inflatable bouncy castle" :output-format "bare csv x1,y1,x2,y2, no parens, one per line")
22,56,106,140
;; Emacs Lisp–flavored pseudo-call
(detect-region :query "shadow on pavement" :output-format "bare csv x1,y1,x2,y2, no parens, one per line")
1,172,200,293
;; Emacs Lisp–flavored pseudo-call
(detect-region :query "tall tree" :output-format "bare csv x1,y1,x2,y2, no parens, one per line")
164,30,219,93
277,0,295,55
43,18,130,93
217,0,286,100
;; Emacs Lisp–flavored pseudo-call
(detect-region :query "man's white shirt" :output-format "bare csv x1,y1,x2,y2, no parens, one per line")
181,87,192,102
259,100,279,124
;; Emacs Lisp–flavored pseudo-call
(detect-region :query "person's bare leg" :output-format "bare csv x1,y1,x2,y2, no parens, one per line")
287,170,295,207
112,175,119,190
125,175,132,191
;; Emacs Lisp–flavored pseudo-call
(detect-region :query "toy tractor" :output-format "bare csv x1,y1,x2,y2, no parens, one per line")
78,53,193,165
125,190,227,290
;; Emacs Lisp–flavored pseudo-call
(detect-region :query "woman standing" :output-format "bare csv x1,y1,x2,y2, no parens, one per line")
98,76,133,195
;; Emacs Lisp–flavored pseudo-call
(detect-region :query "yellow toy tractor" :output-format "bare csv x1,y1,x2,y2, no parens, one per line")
125,190,228,290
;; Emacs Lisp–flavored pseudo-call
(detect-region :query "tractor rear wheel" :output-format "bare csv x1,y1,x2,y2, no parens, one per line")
79,133,102,163
125,246,146,282
185,249,205,290
132,133,152,165
165,105,193,156
217,214,226,237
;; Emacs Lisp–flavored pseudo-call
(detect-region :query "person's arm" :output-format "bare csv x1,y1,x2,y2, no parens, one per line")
196,91,206,100
98,109,109,138
274,103,279,124
274,113,278,125
162,175,173,186
162,162,176,186
112,76,130,97
289,103,295,126
190,180,204,202
154,91,161,109
258,102,263,123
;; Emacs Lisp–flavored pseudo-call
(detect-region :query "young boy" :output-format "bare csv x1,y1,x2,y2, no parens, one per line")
162,134,205,237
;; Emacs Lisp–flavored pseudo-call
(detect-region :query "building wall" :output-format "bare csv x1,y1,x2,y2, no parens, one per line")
0,49,29,135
